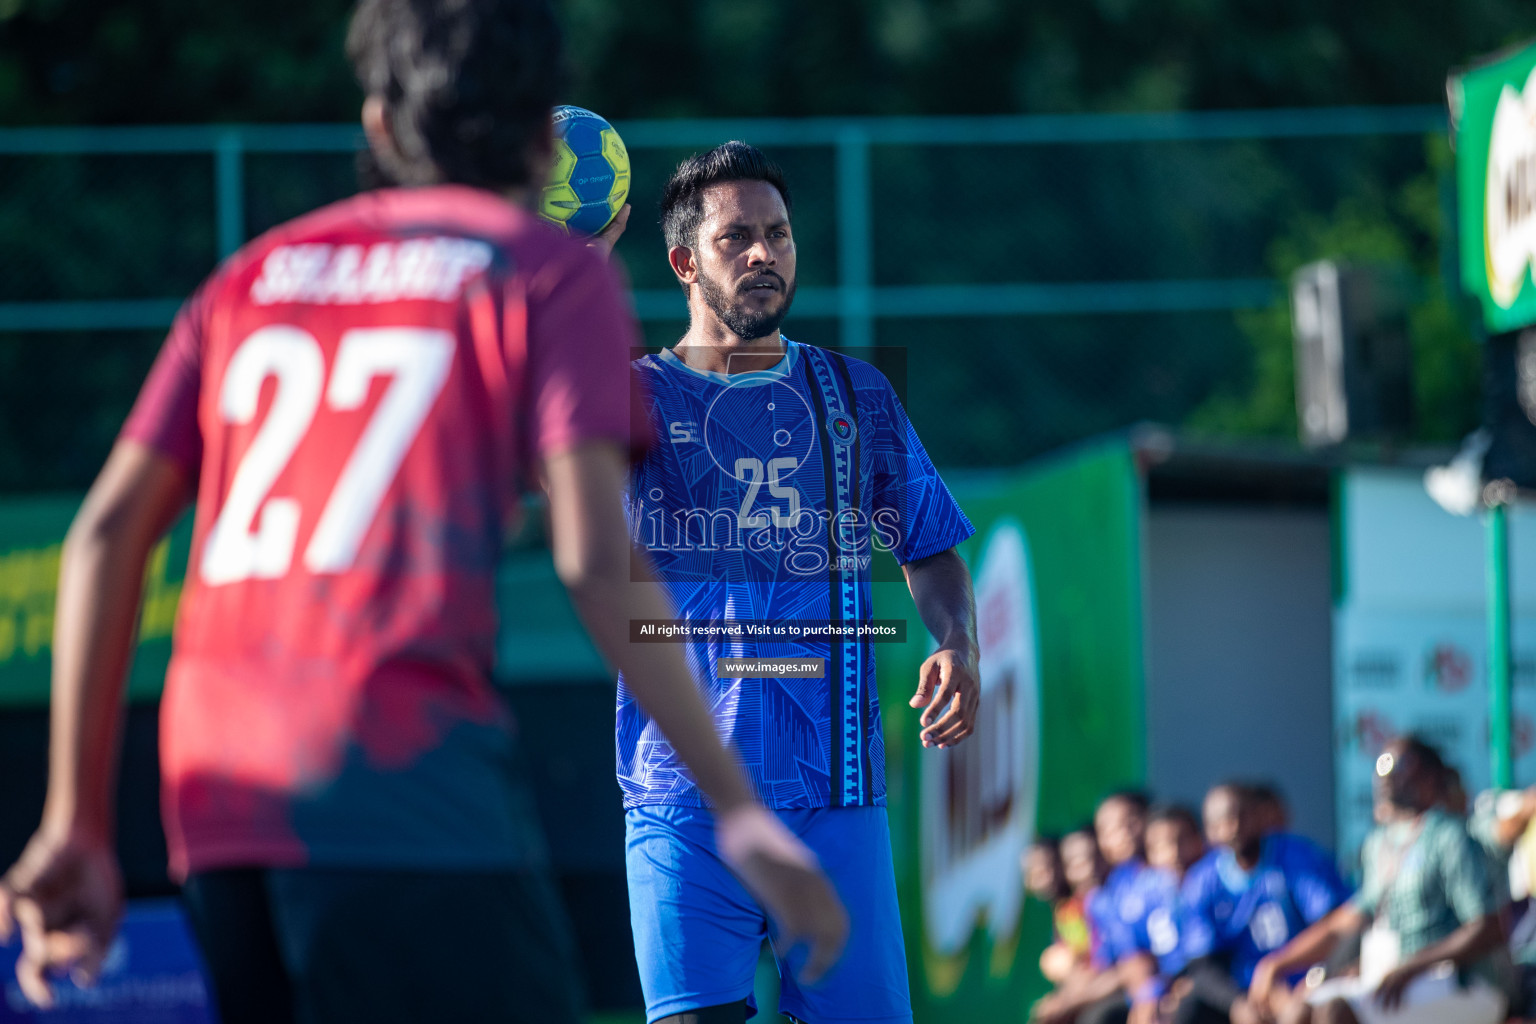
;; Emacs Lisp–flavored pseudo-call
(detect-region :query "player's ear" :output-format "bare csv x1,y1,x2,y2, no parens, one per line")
667,245,697,287
361,96,402,171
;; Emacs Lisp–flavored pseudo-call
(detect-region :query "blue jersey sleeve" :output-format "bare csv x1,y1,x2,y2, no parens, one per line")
1085,887,1120,970
1141,874,1189,977
1176,858,1221,964
1279,835,1352,925
867,378,974,564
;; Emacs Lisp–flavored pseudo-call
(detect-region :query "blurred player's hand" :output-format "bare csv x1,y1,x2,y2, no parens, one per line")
911,647,979,749
585,203,631,260
1029,991,1075,1024
0,829,123,1008
716,805,848,984
1247,955,1280,1011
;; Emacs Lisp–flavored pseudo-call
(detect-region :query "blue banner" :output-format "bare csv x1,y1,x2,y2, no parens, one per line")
0,902,214,1023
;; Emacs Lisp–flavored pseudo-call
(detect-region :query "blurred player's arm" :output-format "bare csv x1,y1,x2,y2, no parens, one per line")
1116,951,1162,1011
0,441,190,1006
1030,963,1124,1023
540,439,847,981
902,547,979,749
1249,902,1363,1007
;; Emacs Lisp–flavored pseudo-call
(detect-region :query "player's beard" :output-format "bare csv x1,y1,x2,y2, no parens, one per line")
699,269,796,341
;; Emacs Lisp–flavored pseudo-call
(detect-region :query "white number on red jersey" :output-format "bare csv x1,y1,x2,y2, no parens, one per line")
199,326,454,585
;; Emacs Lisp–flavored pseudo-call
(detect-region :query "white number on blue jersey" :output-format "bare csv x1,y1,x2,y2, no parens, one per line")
1250,902,1290,951
734,456,800,528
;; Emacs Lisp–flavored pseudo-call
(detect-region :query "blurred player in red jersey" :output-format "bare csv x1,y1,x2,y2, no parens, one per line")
0,1,846,1020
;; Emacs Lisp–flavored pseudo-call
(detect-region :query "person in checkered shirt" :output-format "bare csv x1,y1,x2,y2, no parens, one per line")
1247,736,1512,1024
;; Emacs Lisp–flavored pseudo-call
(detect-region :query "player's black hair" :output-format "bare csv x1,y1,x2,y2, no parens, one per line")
1247,780,1286,806
1395,733,1448,777
659,141,794,254
1098,788,1152,815
347,0,563,191
1062,821,1099,841
1147,803,1200,832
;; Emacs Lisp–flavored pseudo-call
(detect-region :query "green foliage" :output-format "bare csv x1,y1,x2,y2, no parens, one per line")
0,0,1532,482
1187,137,1482,445
2,0,1534,124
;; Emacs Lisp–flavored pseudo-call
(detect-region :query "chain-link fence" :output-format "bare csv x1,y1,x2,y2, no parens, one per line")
0,108,1447,488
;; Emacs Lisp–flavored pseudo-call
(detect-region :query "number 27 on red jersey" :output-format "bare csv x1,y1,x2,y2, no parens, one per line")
199,325,453,586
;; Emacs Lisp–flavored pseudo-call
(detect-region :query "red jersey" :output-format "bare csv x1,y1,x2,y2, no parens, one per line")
120,186,637,879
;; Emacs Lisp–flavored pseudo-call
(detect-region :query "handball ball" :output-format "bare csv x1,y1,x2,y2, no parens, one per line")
538,105,630,236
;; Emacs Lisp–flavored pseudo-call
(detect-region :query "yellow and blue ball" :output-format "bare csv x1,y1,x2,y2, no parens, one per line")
538,105,630,236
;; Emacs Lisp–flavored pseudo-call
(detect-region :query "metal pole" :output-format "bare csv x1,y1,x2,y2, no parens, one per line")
215,128,245,259
835,126,873,349
1488,497,1514,788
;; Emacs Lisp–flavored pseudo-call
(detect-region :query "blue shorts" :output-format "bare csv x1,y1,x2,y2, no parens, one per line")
625,804,912,1024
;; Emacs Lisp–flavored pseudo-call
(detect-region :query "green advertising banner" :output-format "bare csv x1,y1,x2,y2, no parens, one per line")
0,496,188,708
1452,40,1536,333
874,438,1145,1022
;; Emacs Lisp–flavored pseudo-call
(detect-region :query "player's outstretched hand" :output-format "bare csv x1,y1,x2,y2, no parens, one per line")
911,647,979,749
0,829,123,1008
716,805,848,984
586,203,631,260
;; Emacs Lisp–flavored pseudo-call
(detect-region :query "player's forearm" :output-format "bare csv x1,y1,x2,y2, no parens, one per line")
41,443,188,844
564,570,755,815
1117,953,1160,1005
1058,965,1125,1011
1262,904,1359,977
1400,914,1503,974
903,548,977,659
1496,815,1526,847
42,517,154,841
543,442,756,815
1495,797,1536,846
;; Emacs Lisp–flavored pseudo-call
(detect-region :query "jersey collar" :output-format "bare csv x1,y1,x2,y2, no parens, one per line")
657,338,798,387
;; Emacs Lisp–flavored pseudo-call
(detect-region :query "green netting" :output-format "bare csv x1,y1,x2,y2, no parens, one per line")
0,117,1452,488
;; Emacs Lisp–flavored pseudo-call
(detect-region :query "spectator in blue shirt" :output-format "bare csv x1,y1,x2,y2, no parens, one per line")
1172,782,1351,1024
1033,790,1152,1024
1249,780,1291,837
1111,804,1206,1024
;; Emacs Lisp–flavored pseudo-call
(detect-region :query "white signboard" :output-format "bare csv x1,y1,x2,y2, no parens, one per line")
921,520,1041,955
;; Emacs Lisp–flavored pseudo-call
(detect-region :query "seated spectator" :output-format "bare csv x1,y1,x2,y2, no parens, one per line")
1439,765,1471,818
1248,781,1292,837
1476,785,1536,1016
1062,824,1111,943
1030,827,1110,989
1111,804,1206,1024
1250,736,1509,1024
1173,783,1350,1024
1028,836,1086,986
1032,791,1152,1024
1445,764,1514,913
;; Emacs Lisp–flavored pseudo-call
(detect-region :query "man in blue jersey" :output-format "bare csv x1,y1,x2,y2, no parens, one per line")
618,142,980,1024
1034,791,1153,1024
1173,783,1351,1024
1112,804,1206,1024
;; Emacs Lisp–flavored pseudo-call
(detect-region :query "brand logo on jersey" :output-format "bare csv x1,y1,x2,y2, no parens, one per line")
921,520,1041,989
669,421,700,444
826,411,857,446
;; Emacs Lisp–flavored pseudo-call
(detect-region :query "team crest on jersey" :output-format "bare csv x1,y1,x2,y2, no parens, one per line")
826,411,857,446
